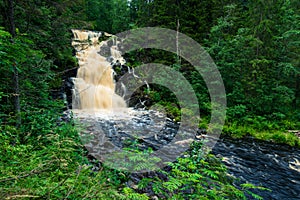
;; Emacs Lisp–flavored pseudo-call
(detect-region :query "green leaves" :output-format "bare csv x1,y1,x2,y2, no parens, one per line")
135,142,265,199
241,183,271,200
0,108,146,199
206,0,300,122
122,187,149,200
0,27,56,127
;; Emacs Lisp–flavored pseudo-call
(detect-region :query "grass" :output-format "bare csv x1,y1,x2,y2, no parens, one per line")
222,122,300,147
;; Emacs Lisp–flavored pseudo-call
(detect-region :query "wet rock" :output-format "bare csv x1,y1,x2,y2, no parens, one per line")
98,45,111,57
56,110,73,125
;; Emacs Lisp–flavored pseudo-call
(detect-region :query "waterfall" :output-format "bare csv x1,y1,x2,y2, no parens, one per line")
71,29,126,110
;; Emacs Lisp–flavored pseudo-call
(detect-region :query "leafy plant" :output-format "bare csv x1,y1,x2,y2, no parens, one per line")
135,141,267,199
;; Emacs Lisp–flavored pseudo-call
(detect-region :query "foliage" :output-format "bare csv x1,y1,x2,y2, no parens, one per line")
223,122,300,147
136,141,267,199
104,143,162,172
0,104,267,199
7,0,89,71
0,108,146,199
206,1,299,119
87,0,131,34
126,0,300,142
0,28,54,119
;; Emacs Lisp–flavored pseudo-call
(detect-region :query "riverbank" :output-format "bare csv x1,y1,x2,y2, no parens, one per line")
222,123,300,148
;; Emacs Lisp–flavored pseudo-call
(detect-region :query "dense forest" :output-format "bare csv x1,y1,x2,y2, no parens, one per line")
0,0,299,199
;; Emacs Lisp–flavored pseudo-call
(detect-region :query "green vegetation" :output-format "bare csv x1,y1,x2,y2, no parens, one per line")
136,141,269,199
0,114,147,199
125,0,300,146
0,0,299,199
0,117,267,199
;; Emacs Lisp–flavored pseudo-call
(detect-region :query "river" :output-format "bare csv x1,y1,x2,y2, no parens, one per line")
212,136,300,199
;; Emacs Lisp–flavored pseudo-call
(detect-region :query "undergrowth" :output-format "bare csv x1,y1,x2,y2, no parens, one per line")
222,117,300,147
134,141,268,200
0,101,268,199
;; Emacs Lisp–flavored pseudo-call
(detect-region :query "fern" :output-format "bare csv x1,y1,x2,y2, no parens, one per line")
137,178,152,190
152,182,164,195
122,187,149,200
246,191,264,200
163,177,183,192
202,169,219,180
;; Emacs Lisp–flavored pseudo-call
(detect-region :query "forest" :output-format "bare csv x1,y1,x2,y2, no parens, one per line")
0,0,299,199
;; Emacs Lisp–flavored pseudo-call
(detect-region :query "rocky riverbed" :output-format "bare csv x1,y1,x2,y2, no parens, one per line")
72,108,300,199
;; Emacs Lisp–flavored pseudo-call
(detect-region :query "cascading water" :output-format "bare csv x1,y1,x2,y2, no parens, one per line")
71,29,126,110
70,29,185,172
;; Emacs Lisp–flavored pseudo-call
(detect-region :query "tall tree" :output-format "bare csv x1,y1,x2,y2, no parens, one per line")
2,0,21,126
206,0,300,119
0,0,90,72
86,0,131,33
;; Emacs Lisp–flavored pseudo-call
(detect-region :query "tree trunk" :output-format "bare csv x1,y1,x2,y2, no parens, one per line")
6,0,21,126
13,64,21,127
7,0,16,37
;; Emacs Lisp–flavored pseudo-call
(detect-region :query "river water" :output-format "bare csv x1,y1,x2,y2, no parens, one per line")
74,109,300,199
212,136,300,199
